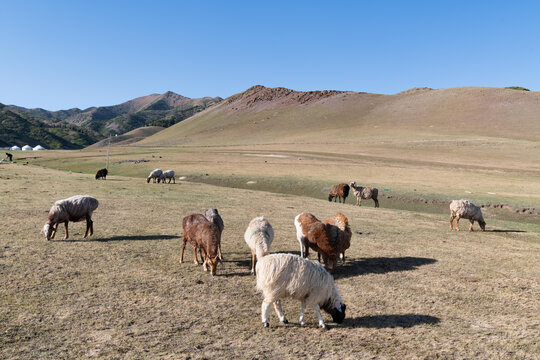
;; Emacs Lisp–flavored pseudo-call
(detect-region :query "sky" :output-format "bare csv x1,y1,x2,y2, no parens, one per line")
1,0,540,110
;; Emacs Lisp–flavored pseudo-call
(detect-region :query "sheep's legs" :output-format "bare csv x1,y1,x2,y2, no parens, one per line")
50,224,58,239
63,221,69,240
273,300,288,324
455,216,461,231
314,305,326,328
261,300,272,327
84,218,93,238
299,300,306,326
374,198,379,208
449,215,455,230
192,246,199,264
180,239,187,263
340,251,346,264
469,220,474,232
250,250,256,274
200,248,208,271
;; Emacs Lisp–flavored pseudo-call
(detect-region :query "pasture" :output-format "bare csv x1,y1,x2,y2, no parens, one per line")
1,157,539,359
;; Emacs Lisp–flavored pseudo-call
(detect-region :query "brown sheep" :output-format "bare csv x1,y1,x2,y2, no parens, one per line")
328,183,350,203
324,212,352,264
180,213,222,275
294,212,342,272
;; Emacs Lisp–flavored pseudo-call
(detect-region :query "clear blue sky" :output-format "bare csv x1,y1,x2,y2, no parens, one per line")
1,0,539,110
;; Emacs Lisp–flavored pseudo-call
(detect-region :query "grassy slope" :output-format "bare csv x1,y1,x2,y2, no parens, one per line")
138,86,540,146
0,164,538,359
87,126,165,149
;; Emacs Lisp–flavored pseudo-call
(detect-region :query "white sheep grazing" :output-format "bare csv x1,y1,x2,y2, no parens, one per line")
449,199,486,231
244,216,274,274
147,169,163,183
42,195,99,240
159,170,175,184
256,253,346,329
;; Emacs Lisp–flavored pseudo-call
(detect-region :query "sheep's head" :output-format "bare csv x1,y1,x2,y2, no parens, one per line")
323,302,346,324
479,220,486,231
42,223,53,240
206,256,222,276
328,194,334,202
146,177,151,183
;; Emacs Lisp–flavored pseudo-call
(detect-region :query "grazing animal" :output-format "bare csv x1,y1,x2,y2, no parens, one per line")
159,169,176,184
349,182,379,207
205,208,224,260
256,253,346,329
450,200,486,231
328,183,350,203
180,214,208,264
42,195,99,240
244,217,274,274
294,212,342,272
180,214,222,275
324,212,352,264
6,152,13,161
95,168,108,180
147,168,163,183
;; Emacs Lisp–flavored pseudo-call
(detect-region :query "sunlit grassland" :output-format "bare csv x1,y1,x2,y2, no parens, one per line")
0,162,539,359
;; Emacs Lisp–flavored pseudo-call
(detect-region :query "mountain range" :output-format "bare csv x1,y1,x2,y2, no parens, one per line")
0,92,222,149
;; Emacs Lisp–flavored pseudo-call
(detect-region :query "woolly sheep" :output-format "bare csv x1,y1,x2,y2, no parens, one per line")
450,199,486,231
159,170,175,184
181,213,222,275
324,212,352,264
204,208,224,260
349,182,379,207
147,169,163,183
256,253,346,329
244,216,274,274
328,183,350,203
42,195,99,240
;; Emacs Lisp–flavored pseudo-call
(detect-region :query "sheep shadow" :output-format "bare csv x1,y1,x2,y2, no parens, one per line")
54,235,181,242
344,314,440,329
490,229,526,233
334,257,437,279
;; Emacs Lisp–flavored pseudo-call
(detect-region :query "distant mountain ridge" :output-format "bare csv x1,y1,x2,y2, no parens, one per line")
137,85,540,146
1,91,222,149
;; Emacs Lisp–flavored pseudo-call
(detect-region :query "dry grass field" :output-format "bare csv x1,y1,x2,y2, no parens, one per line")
1,162,539,359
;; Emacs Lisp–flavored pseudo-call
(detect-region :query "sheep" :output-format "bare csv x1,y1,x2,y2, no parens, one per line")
180,214,222,275
294,212,321,258
159,169,175,184
349,182,379,207
146,168,163,183
450,199,486,231
6,152,13,162
244,216,274,274
42,195,99,240
95,168,108,180
294,212,341,272
256,253,346,329
328,183,350,203
204,208,224,260
324,212,352,264
180,214,207,264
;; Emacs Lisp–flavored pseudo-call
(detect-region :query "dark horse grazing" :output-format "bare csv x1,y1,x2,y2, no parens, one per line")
95,168,108,180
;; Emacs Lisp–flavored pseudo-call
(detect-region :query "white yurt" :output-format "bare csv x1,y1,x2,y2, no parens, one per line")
21,145,33,151
10,145,21,151
33,145,46,151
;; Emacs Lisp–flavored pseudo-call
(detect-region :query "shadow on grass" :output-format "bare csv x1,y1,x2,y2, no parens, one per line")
53,235,181,242
344,314,440,328
334,257,437,279
490,229,526,233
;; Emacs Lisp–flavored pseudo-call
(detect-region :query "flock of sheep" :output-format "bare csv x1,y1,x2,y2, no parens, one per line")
40,170,487,329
